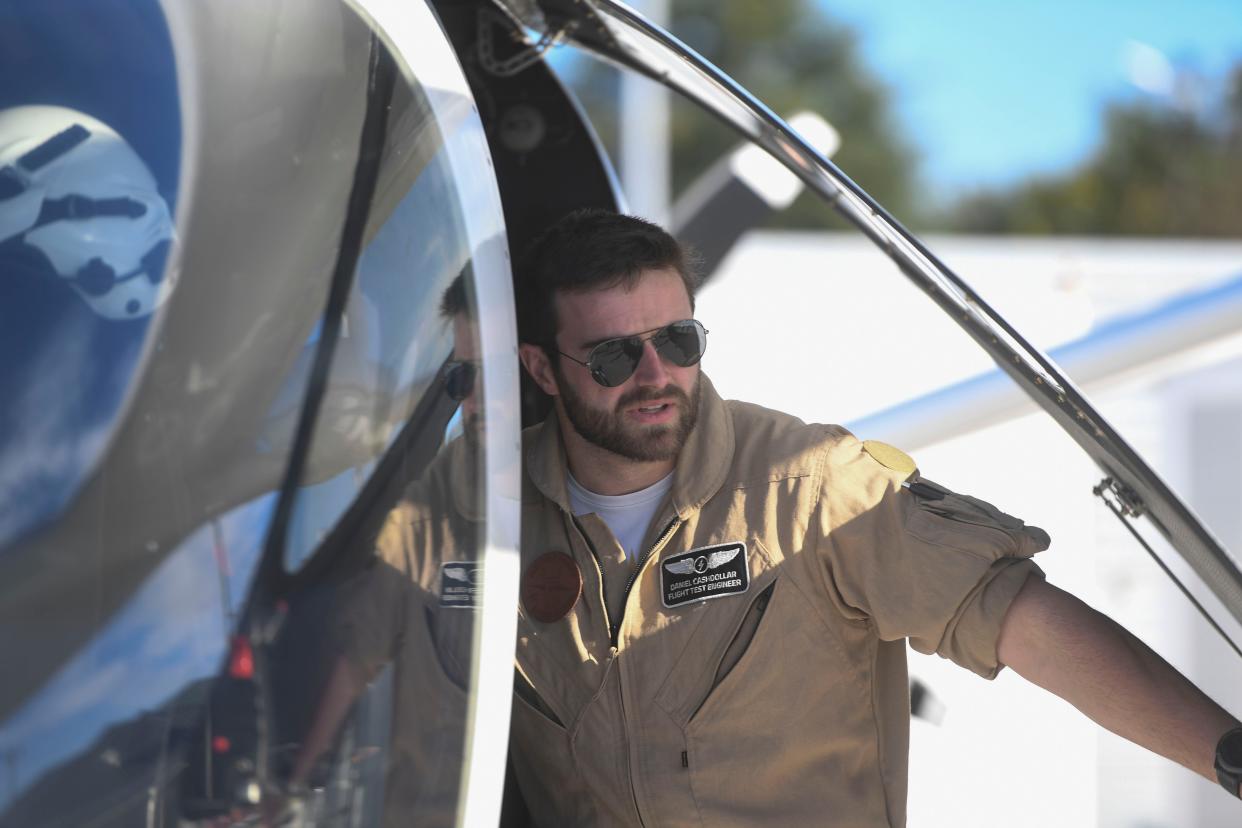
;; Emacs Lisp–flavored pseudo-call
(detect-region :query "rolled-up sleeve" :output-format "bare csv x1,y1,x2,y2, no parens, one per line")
816,437,1049,678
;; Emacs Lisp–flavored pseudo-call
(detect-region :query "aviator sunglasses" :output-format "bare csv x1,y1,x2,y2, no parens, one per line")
557,319,709,388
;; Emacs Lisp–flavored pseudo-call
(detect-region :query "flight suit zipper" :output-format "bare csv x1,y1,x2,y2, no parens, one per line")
612,517,680,647
567,510,680,825
613,646,647,827
614,517,680,827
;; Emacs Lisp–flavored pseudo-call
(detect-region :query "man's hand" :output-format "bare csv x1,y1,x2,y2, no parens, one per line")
997,575,1241,793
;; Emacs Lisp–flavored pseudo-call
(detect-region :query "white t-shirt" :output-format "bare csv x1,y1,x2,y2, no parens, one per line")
567,471,673,561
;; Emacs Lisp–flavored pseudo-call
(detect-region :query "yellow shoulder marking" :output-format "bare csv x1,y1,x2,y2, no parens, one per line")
862,440,917,475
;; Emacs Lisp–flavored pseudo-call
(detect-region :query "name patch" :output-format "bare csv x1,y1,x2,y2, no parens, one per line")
439,561,481,609
661,542,749,608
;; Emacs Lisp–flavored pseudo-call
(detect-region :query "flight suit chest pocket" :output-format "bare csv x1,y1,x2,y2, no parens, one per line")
422,605,472,694
652,561,779,728
513,667,565,729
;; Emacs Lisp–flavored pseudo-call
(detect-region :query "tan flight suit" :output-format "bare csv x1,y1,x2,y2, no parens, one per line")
332,436,481,826
510,376,1049,827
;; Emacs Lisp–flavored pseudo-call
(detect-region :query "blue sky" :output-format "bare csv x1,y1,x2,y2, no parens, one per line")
818,0,1242,196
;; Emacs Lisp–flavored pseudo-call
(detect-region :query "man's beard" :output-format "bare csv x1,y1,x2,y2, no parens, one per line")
460,410,485,463
556,370,701,463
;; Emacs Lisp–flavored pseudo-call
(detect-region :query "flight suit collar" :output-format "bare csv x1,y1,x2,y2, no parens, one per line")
525,413,574,513
524,373,735,518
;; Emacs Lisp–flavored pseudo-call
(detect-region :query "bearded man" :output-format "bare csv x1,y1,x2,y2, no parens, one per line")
507,209,1242,827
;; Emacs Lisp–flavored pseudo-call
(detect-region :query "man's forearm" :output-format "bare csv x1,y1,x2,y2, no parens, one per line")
291,656,367,787
997,576,1240,793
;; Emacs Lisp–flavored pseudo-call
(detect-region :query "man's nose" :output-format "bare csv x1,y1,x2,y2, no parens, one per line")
632,339,670,387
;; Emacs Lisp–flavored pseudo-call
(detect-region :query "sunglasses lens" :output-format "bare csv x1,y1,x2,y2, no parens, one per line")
444,361,476,401
584,320,707,387
589,338,643,387
655,320,707,367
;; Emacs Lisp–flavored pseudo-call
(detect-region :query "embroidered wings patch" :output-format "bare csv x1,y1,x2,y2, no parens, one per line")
660,542,749,608
439,561,481,609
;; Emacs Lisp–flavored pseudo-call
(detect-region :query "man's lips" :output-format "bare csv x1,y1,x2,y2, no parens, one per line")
617,384,687,422
626,397,673,411
626,399,677,422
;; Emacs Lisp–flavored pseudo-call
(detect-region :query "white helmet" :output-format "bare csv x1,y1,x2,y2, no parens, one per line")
0,105,176,320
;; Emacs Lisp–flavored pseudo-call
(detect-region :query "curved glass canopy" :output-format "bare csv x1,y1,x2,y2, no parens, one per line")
494,0,1242,635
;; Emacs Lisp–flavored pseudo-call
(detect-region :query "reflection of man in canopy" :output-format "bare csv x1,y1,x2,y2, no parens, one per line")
438,270,485,452
285,272,485,825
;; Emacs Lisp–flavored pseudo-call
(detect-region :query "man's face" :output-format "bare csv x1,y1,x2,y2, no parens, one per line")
549,267,701,462
452,312,483,439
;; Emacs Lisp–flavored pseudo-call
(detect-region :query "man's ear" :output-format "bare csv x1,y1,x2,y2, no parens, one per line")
518,343,560,397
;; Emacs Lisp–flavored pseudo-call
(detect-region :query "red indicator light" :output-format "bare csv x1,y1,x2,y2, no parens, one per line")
212,735,231,753
228,635,255,680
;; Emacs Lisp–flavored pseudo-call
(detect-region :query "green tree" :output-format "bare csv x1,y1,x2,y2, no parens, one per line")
944,64,1242,237
564,0,919,228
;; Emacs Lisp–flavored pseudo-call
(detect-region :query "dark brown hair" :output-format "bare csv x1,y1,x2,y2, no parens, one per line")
438,266,472,321
515,209,700,349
